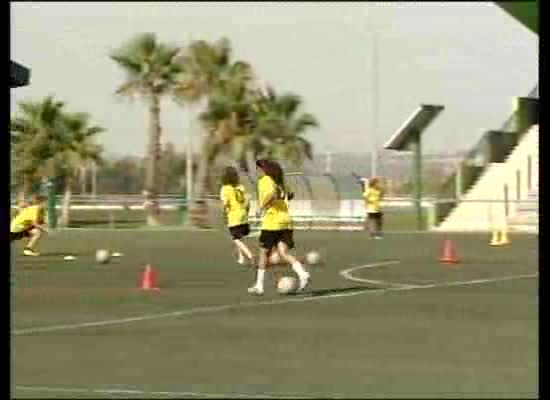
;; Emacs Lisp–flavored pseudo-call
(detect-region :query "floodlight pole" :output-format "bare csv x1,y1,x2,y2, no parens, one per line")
411,130,423,230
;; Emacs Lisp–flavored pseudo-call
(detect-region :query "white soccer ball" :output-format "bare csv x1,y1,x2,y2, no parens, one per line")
277,276,297,295
96,249,110,264
306,251,321,265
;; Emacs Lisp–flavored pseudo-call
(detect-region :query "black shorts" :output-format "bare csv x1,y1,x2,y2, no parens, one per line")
259,229,295,250
10,228,33,242
367,212,383,221
229,224,250,240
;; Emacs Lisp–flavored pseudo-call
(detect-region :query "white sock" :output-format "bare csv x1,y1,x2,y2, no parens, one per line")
291,261,308,278
255,268,266,289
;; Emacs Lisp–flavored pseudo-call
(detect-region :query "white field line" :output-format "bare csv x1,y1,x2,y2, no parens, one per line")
13,261,538,336
14,385,316,399
340,261,417,288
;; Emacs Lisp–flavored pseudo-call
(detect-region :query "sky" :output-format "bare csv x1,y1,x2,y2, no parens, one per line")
11,2,538,158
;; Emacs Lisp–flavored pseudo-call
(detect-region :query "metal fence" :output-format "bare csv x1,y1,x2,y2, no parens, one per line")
10,172,538,233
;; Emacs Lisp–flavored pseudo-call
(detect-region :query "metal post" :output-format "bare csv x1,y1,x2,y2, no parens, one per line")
46,179,57,229
412,131,423,230
325,152,332,174
455,162,462,200
91,161,97,199
527,155,532,191
186,116,193,206
371,30,379,177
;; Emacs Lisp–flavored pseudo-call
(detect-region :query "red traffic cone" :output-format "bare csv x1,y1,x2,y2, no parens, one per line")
140,265,160,290
439,239,460,264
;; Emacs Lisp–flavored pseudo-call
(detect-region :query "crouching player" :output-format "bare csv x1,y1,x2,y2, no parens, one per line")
220,166,255,266
10,194,48,256
248,159,310,295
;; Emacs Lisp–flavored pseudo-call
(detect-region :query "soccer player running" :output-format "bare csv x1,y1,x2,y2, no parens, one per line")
10,194,48,256
363,177,384,239
248,159,310,295
220,166,255,265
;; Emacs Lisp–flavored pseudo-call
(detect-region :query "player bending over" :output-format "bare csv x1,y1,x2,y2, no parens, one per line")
220,166,255,265
248,159,310,295
10,194,48,256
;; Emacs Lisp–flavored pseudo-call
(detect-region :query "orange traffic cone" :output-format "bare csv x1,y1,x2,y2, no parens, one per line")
140,265,160,291
440,239,461,264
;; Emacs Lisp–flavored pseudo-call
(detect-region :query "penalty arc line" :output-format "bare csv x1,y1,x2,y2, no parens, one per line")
14,385,316,399
13,261,538,336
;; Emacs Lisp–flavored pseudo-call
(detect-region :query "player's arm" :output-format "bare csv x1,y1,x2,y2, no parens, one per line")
33,208,49,233
257,181,276,215
220,187,232,221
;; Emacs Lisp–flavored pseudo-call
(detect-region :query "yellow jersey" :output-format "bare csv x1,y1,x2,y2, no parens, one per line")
258,175,291,230
11,205,44,233
363,187,383,213
220,184,249,227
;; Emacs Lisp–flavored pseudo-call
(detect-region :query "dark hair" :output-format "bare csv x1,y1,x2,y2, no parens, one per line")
32,194,47,204
256,159,285,187
369,178,379,188
221,166,240,186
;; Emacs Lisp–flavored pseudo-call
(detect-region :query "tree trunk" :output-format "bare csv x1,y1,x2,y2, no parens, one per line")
80,165,86,195
60,175,72,227
185,139,213,228
17,175,32,203
192,141,210,203
144,94,162,226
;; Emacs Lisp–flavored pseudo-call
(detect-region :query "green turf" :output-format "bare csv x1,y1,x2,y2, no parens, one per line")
12,230,538,398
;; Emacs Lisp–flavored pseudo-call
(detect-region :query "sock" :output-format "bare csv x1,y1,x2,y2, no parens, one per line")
255,268,266,289
291,261,308,278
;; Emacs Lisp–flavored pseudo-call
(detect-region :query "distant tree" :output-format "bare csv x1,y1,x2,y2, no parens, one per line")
10,96,67,199
54,112,103,227
172,37,254,201
111,32,181,225
157,142,186,193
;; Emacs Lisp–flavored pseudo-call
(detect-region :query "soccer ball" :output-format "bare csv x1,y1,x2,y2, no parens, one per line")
96,249,110,264
306,251,321,265
269,251,281,265
277,276,297,295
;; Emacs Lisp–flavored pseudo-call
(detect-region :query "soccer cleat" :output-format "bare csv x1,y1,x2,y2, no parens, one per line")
237,258,246,265
23,248,40,257
247,286,264,295
297,272,311,291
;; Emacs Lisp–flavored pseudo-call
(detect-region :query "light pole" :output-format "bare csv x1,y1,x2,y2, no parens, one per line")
371,28,379,178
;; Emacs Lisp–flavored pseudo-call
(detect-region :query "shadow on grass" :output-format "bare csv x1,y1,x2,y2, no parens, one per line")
288,285,379,297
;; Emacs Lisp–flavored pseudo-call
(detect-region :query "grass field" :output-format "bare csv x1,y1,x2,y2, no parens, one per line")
12,229,538,398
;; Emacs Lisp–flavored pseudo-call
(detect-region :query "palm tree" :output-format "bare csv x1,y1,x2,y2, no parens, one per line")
111,33,181,225
233,86,317,169
54,112,103,227
10,96,67,199
172,37,255,202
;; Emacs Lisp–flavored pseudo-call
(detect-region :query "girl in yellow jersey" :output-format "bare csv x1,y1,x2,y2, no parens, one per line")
363,177,384,239
220,167,254,265
248,159,310,295
10,194,48,256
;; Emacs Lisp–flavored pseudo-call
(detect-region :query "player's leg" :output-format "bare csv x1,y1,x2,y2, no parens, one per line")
367,214,376,238
248,247,269,295
375,213,384,238
23,228,42,256
276,231,310,290
230,224,254,265
234,239,254,264
248,231,274,295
